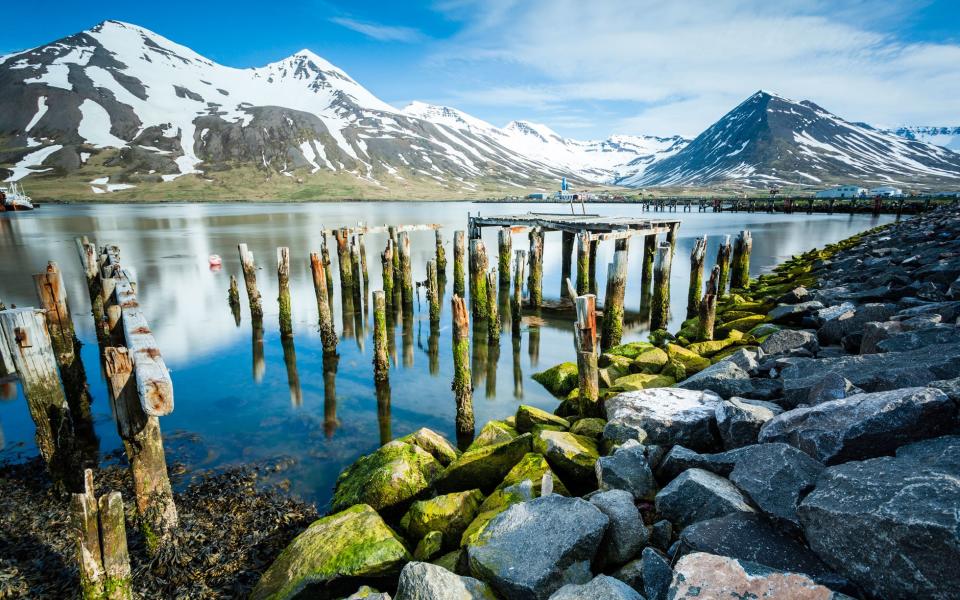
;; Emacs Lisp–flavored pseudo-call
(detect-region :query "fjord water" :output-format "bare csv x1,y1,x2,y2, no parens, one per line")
0,202,892,507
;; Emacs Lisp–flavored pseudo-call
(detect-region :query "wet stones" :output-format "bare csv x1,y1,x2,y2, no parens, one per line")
395,561,496,600
715,397,783,449
654,468,755,529
589,489,647,569
759,329,819,357
758,387,956,465
604,388,723,451
727,443,824,529
595,442,657,500
331,441,443,514
548,574,643,600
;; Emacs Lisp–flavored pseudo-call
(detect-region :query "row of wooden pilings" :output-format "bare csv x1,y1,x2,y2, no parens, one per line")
642,196,932,216
0,240,181,598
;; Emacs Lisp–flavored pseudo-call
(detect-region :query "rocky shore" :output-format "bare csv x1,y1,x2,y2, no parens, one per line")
251,209,960,600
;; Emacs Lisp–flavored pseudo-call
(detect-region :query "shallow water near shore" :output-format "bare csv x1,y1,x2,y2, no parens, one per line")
0,202,893,508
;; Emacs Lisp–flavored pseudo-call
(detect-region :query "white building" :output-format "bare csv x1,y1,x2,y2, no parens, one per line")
815,185,867,199
868,186,904,197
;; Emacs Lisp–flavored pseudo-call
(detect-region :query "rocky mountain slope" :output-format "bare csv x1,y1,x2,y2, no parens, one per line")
630,91,960,189
889,126,960,152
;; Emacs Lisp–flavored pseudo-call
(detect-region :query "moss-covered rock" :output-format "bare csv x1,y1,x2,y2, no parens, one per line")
605,341,654,359
465,420,519,453
632,347,669,374
717,310,757,324
531,362,579,397
716,315,767,337
414,531,443,561
666,344,711,374
397,428,459,466
569,417,606,439
515,405,570,432
251,504,410,600
598,354,632,382
532,428,600,489
435,434,532,493
331,441,443,514
499,452,570,497
710,345,758,363
400,490,485,549
660,359,687,381
748,323,781,338
610,372,677,391
648,329,676,347
432,550,462,574
460,481,534,547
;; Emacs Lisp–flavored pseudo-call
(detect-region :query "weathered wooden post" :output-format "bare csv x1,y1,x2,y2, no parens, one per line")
589,239,599,295
435,229,448,274
561,232,575,298
687,236,707,319
381,240,395,314
373,291,389,383
228,275,241,325
358,232,370,288
350,240,364,310
427,260,441,324
650,242,673,331
469,238,490,319
103,346,178,554
451,295,474,446
575,294,599,417
321,234,335,302
70,470,133,600
641,234,656,297
512,250,526,337
667,222,680,257
277,247,293,338
398,232,414,309
527,228,544,308
453,230,466,298
600,238,629,351
334,228,354,292
730,230,753,290
237,243,263,319
498,228,512,287
576,231,591,296
696,266,720,341
487,269,500,342
0,307,78,490
310,252,338,353
716,234,732,296
76,238,108,346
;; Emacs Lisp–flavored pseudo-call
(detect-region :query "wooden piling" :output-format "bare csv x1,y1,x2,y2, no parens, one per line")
358,233,370,288
237,243,263,319
561,232,575,298
451,295,474,446
350,240,364,306
381,240,395,314
228,274,241,316
453,230,466,298
696,266,720,341
76,238,108,346
321,235,335,301
667,222,680,257
469,238,489,319
687,236,707,319
334,228,354,292
498,228,512,287
398,232,414,308
33,262,74,360
588,239,599,295
373,291,389,383
104,346,177,554
576,232,591,296
277,247,293,338
487,269,500,342
716,234,732,296
71,471,105,598
600,238,629,351
435,229,447,274
427,260,440,324
650,242,673,331
527,228,544,308
641,233,656,298
99,491,133,600
730,230,753,290
512,250,526,336
310,252,338,354
575,295,599,417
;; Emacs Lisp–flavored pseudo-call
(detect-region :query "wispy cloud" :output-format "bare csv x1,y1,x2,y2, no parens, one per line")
330,17,425,43
430,0,960,136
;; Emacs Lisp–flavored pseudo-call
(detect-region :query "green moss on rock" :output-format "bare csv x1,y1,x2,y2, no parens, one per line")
465,420,519,453
660,359,687,381
251,504,410,600
610,372,677,391
397,428,460,466
331,440,443,514
499,452,571,497
666,343,712,374
460,481,534,547
531,362,579,397
414,531,444,561
401,490,485,549
569,417,606,439
532,428,600,488
605,341,654,359
632,347,669,374
717,315,767,337
515,405,570,432
436,434,532,493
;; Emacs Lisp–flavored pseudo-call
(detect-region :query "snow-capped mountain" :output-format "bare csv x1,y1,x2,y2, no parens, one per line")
632,91,960,189
888,126,960,152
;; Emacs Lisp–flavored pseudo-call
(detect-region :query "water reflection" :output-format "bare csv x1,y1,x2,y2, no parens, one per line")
323,353,339,438
281,336,302,408
251,317,265,383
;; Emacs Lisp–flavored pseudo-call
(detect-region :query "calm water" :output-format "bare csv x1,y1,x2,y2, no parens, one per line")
0,202,892,508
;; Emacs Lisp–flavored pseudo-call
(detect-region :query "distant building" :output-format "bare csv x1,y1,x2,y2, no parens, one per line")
868,186,904,197
815,185,867,199
526,193,550,200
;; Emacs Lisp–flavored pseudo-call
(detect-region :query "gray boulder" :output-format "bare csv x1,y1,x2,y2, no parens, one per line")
860,320,903,353
395,562,496,600
654,468,754,529
896,300,960,323
640,548,672,600
655,445,743,482
722,348,760,374
677,513,849,591
767,301,825,325
609,558,643,591
760,329,819,357
927,377,960,406
595,443,657,500
590,490,647,569
548,575,642,600
468,495,609,599
817,303,897,345
715,397,783,449
674,361,753,400
877,325,960,353
777,286,810,304
649,520,673,551
727,443,824,529
346,586,392,600
604,388,723,451
758,387,956,464
806,373,858,406
799,436,960,599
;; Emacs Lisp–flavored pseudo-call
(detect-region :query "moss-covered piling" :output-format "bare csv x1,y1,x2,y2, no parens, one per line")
687,236,707,319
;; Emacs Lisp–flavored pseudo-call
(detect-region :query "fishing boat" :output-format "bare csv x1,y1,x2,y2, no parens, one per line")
0,182,35,211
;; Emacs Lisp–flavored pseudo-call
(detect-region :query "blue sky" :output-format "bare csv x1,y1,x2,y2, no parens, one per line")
5,0,959,139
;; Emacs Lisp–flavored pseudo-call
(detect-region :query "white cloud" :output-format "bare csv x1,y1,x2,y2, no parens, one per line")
431,0,960,136
331,17,425,43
